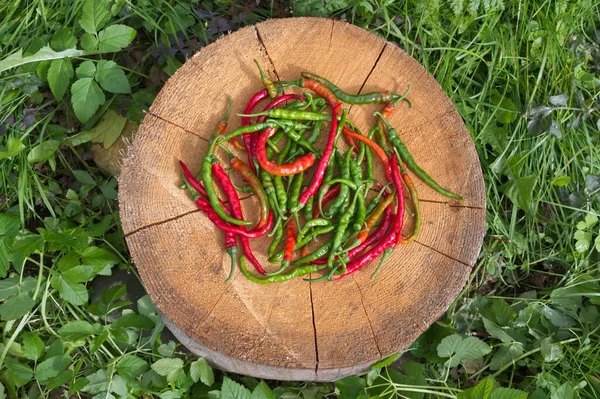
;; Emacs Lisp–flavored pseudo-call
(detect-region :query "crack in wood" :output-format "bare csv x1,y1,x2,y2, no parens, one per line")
414,240,472,268
348,43,388,115
352,277,382,358
418,198,485,210
254,26,281,82
147,112,208,141
308,280,319,378
328,19,335,51
124,208,200,238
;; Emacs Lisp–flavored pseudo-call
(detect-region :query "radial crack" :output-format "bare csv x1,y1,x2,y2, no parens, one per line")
254,26,281,82
308,280,319,378
348,42,387,115
147,112,208,141
124,208,200,238
352,277,382,358
414,240,471,268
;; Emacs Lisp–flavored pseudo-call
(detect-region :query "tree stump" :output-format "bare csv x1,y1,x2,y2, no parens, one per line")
118,17,485,381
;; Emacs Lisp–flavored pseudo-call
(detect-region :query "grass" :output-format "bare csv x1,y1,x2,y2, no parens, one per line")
1,0,600,398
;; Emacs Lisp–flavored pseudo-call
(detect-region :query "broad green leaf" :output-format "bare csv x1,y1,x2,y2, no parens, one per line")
4,357,33,382
47,369,74,390
552,176,570,186
551,384,573,399
497,152,537,212
0,293,35,320
595,235,600,252
98,24,137,52
81,245,118,269
51,276,89,306
251,381,275,399
0,277,19,299
80,33,99,52
492,299,516,325
437,334,492,368
47,58,74,101
480,124,508,154
112,313,154,329
585,213,598,227
95,60,130,94
540,306,576,327
58,320,100,341
76,60,96,78
111,375,128,397
22,332,45,361
0,241,8,278
489,343,524,371
190,358,214,386
90,329,109,354
27,140,60,163
483,318,514,344
35,355,72,383
71,77,105,123
0,137,26,160
220,377,252,399
336,376,366,399
471,378,494,399
65,130,97,146
158,341,176,357
0,46,87,74
81,369,109,394
88,109,127,149
489,388,528,399
493,95,518,124
79,0,111,34
73,170,96,185
540,337,563,362
151,358,184,383
9,233,44,270
0,213,19,237
51,28,77,51
61,264,104,283
101,284,127,304
116,354,149,380
371,352,400,369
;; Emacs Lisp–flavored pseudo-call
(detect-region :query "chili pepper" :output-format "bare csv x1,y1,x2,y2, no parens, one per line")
231,157,270,228
296,102,342,209
241,89,269,171
281,218,297,270
212,163,266,274
375,86,412,151
254,60,277,99
333,153,405,280
342,126,391,180
365,147,374,180
301,78,340,107
292,241,332,265
357,193,395,242
397,162,421,244
256,126,316,176
316,155,337,216
279,127,318,153
300,218,331,236
240,255,327,284
273,138,290,214
253,93,306,155
352,187,367,233
194,197,273,238
200,142,251,226
242,108,331,121
326,178,358,190
325,149,352,218
268,223,283,256
224,234,238,282
179,160,209,199
370,247,393,280
302,72,408,104
303,195,314,220
349,155,363,186
376,112,463,200
270,225,336,264
327,185,364,269
300,246,309,258
287,171,303,212
314,185,341,219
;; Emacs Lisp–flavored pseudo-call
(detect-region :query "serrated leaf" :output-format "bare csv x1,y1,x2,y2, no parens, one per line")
221,377,252,399
550,383,574,399
151,358,184,383
541,306,577,327
489,388,528,399
50,275,89,306
483,318,514,344
493,95,518,124
0,46,87,74
58,320,100,341
98,24,136,52
27,140,60,164
51,29,77,51
95,59,130,94
47,369,74,390
76,60,96,78
22,332,45,361
480,124,508,154
585,214,598,227
47,58,74,101
0,277,19,299
158,341,176,357
81,369,109,394
86,109,127,149
80,33,98,52
112,313,154,329
471,378,493,399
0,294,35,320
0,137,26,160
73,170,96,185
540,337,563,362
35,355,72,383
549,94,568,106
595,235,600,252
437,334,492,368
79,0,111,34
489,343,524,371
190,358,214,386
71,77,105,123
116,354,149,380
5,357,33,382
372,352,400,369
251,381,274,399
336,376,366,399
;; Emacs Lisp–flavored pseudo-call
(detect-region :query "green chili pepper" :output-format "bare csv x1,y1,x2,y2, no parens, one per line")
317,154,337,217
376,112,463,200
327,178,358,190
352,188,367,233
327,186,363,268
268,223,284,256
370,247,394,279
241,108,330,121
287,171,304,211
325,150,352,218
303,195,314,220
240,256,327,284
269,225,336,264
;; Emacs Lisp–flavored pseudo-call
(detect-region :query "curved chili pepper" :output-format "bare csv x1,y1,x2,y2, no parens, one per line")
256,127,316,176
376,112,463,200
397,162,421,244
302,72,406,104
268,223,283,256
342,126,391,180
212,163,266,274
253,93,305,156
239,255,327,284
302,78,340,107
242,109,330,121
327,186,364,268
230,157,270,228
282,218,297,268
325,150,352,218
254,60,277,99
194,198,273,238
313,185,341,219
241,89,269,172
357,193,395,243
296,103,342,209
224,233,238,282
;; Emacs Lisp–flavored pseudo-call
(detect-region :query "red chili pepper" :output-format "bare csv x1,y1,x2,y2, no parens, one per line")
333,154,405,280
312,184,341,219
342,125,391,180
194,198,273,238
303,78,340,107
356,193,394,243
255,126,316,176
230,157,270,228
241,89,269,172
281,218,297,269
296,103,341,208
212,163,266,274
252,94,304,156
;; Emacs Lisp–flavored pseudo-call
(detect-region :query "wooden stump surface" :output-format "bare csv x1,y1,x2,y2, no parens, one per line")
118,17,486,381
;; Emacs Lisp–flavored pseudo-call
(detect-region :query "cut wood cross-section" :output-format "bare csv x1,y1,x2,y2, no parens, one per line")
118,17,486,381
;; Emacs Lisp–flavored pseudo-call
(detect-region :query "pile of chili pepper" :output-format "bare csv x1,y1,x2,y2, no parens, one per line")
179,63,463,284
